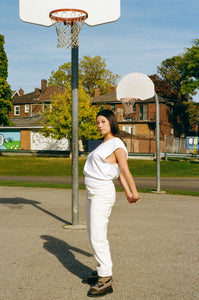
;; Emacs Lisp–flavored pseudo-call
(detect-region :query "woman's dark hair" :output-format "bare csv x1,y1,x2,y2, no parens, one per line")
97,109,119,136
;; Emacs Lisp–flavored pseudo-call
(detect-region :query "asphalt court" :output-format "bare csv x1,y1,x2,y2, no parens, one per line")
0,187,199,299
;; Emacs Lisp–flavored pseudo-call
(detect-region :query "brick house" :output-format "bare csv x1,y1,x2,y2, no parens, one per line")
91,88,186,153
92,87,174,138
0,81,186,153
0,80,70,152
10,79,64,119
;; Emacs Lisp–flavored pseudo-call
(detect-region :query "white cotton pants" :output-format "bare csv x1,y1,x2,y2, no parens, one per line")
86,182,116,277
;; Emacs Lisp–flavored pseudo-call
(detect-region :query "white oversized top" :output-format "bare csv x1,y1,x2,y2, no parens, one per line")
83,137,128,186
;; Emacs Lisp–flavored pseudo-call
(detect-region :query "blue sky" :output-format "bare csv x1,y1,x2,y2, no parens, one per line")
1,0,199,100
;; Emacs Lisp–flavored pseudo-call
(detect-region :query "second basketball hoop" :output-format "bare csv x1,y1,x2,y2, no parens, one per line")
49,9,88,48
121,97,137,119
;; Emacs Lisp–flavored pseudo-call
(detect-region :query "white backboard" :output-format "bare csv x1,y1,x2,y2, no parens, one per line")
19,0,120,27
116,73,155,101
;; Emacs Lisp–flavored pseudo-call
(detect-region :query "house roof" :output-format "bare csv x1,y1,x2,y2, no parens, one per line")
39,86,65,101
12,82,65,105
91,89,174,104
9,115,46,128
11,90,19,98
13,91,41,104
91,90,119,104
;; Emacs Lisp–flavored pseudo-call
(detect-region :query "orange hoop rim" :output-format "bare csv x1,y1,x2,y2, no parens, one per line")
49,8,88,23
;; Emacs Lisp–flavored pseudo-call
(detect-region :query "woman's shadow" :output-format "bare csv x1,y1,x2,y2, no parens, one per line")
0,197,71,225
41,235,94,280
0,197,94,279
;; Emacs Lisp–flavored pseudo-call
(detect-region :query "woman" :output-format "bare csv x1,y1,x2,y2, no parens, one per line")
83,109,141,297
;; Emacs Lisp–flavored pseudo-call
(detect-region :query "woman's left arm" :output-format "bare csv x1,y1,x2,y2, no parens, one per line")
115,148,141,204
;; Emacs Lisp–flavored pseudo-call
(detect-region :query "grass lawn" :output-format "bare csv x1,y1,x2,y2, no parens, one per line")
0,156,198,196
0,156,198,177
0,181,198,197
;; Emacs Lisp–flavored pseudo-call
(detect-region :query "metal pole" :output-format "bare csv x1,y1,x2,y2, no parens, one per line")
71,45,79,225
155,92,160,192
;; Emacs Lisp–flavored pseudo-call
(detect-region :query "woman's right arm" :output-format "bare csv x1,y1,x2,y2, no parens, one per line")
118,172,141,204
115,148,141,204
118,172,131,197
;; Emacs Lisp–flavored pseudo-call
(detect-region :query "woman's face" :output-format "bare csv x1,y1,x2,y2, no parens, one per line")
96,115,111,136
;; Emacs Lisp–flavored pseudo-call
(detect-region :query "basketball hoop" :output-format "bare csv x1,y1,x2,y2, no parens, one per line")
49,9,88,49
121,98,137,117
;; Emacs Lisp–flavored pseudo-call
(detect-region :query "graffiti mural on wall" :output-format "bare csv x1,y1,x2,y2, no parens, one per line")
31,132,70,150
0,131,21,150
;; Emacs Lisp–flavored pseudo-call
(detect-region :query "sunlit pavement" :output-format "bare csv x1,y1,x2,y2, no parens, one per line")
0,187,199,299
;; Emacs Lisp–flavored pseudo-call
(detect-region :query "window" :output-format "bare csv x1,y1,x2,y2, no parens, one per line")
122,125,136,135
122,125,132,134
25,104,29,113
139,104,148,120
43,104,50,112
14,106,20,116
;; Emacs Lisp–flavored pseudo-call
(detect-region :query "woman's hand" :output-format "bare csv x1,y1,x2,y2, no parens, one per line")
126,193,142,204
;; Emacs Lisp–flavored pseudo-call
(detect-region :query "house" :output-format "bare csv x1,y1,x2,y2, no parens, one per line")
11,89,23,99
0,81,187,154
0,80,70,152
92,87,174,137
10,79,64,118
91,87,186,153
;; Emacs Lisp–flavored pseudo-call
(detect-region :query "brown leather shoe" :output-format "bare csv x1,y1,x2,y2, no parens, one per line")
87,276,113,297
82,271,99,285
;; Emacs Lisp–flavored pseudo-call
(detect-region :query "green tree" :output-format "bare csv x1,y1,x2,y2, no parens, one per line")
48,62,71,89
0,34,12,126
157,39,199,136
184,101,199,128
0,35,8,80
79,55,119,96
157,55,188,103
48,55,119,97
149,74,190,136
157,39,199,102
172,103,191,137
180,39,199,96
41,85,101,148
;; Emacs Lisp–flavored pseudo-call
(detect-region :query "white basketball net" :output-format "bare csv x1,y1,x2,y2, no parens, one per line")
50,10,87,49
121,98,136,116
54,22,84,49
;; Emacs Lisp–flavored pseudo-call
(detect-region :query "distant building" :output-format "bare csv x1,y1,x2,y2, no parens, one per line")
90,87,186,153
10,79,64,119
0,80,70,152
92,87,175,139
0,81,187,154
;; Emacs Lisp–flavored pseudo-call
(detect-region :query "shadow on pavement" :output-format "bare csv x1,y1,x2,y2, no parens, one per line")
0,197,71,225
41,235,93,280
